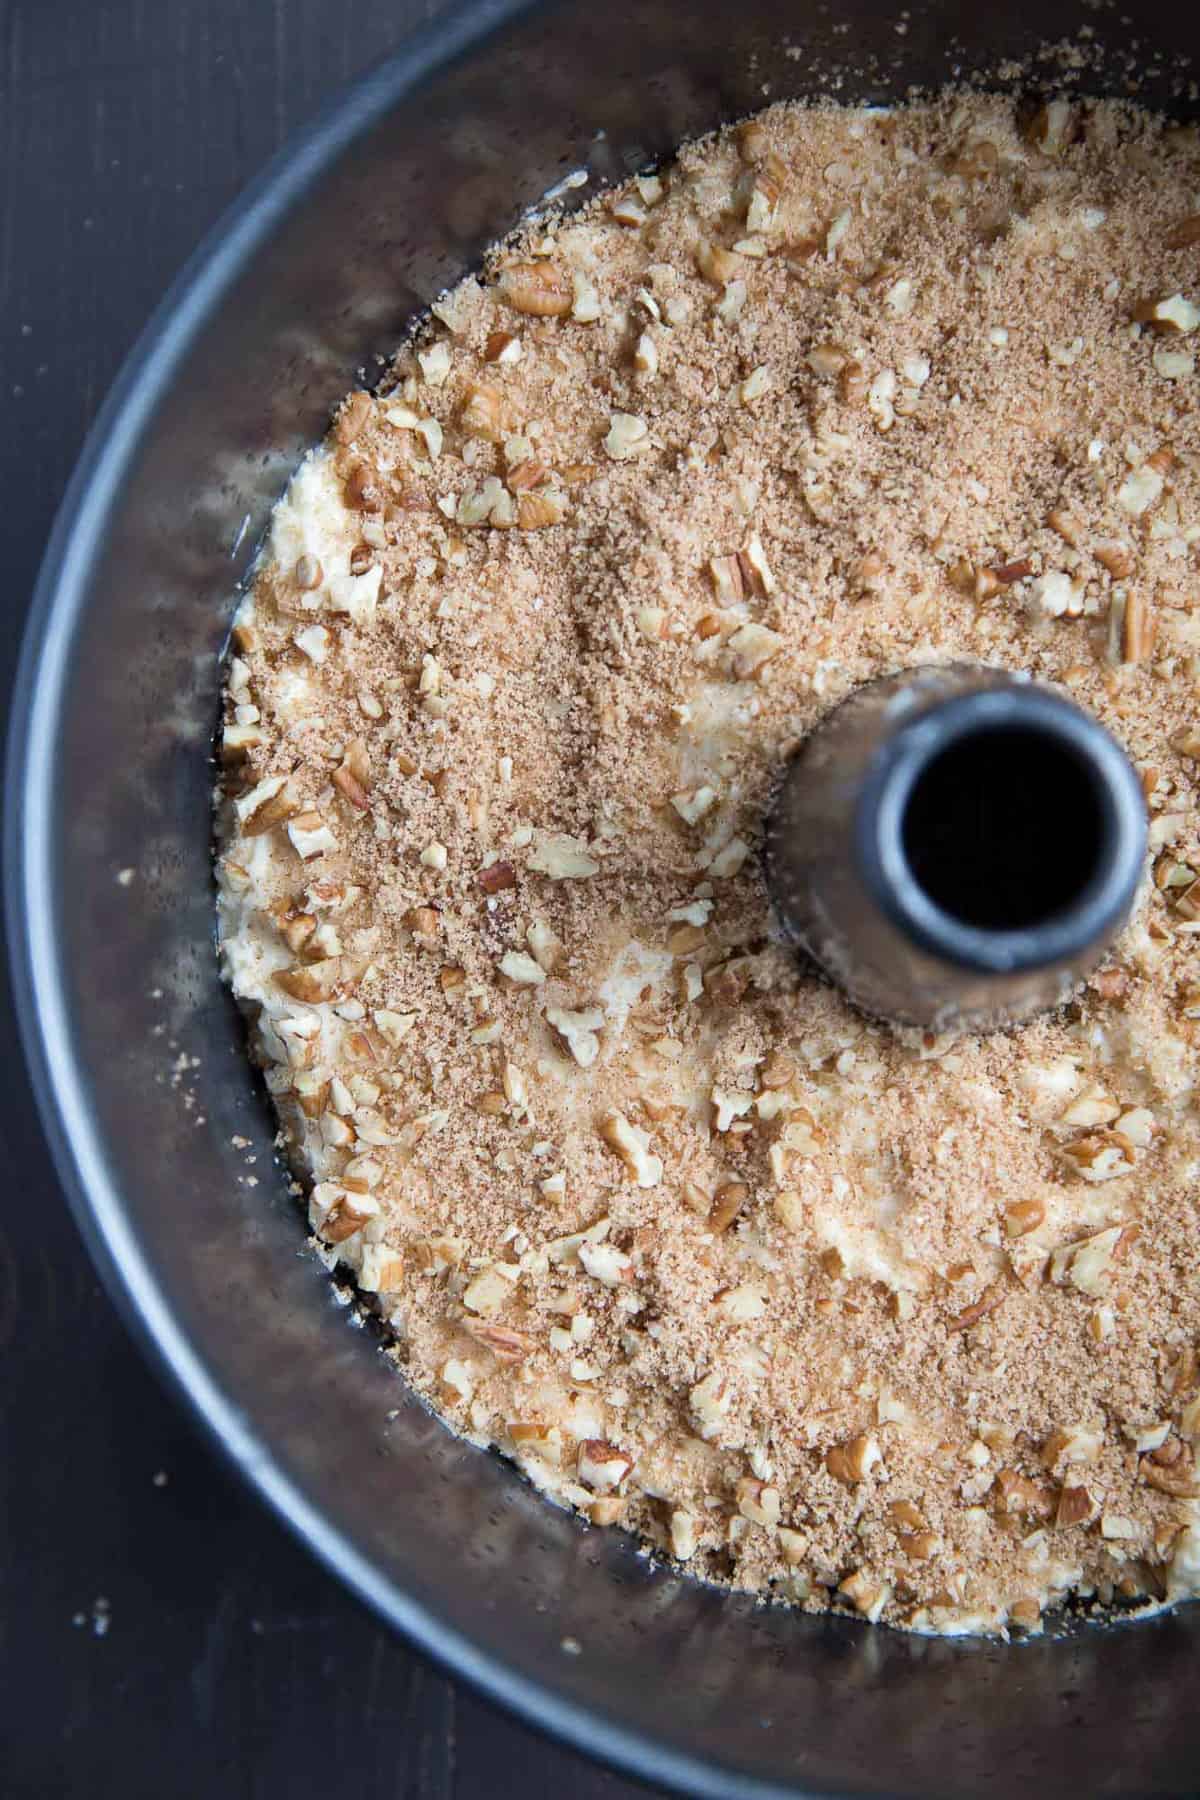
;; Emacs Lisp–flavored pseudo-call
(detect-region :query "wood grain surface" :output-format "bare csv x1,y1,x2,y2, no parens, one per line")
0,4,658,1795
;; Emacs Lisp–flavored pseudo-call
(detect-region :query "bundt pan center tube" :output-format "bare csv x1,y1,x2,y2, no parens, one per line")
766,665,1148,1029
7,1,1200,1796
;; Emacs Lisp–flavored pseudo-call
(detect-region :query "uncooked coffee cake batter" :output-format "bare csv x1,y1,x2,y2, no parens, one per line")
217,91,1200,1634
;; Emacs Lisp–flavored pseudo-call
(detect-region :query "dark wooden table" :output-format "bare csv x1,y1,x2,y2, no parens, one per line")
0,5,657,1794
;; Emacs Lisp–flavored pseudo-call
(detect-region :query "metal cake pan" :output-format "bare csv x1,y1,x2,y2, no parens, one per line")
8,1,1200,1792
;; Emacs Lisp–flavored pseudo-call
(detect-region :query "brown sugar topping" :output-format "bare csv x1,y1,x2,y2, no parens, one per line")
217,90,1200,1635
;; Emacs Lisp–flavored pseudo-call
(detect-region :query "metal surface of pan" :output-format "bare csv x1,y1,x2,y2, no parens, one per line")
8,3,1199,1793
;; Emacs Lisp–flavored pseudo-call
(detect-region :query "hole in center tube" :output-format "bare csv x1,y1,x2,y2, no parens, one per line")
900,724,1106,932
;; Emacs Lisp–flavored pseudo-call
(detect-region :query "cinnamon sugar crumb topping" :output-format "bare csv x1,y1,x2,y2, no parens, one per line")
218,90,1200,1637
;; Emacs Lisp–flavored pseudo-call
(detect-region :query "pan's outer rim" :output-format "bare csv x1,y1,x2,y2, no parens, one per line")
7,7,1195,1796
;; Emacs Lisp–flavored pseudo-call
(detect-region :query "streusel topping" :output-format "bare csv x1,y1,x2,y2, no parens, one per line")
217,92,1200,1634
